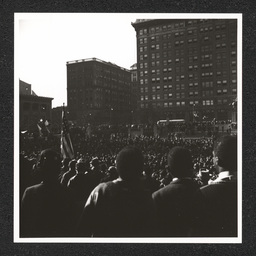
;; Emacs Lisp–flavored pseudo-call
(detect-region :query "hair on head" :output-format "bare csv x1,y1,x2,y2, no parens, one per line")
116,146,144,181
167,146,193,178
214,135,237,172
38,149,61,181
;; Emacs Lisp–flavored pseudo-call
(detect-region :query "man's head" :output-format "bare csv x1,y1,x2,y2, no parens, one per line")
62,157,70,168
167,146,193,178
213,135,237,172
90,157,100,169
37,149,61,182
76,158,87,174
116,146,144,181
68,159,77,171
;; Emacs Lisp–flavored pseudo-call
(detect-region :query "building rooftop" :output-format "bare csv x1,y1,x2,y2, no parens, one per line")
66,57,131,72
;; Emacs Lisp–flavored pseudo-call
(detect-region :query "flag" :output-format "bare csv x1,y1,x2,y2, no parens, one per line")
44,120,50,133
37,119,50,137
61,107,74,159
37,123,43,137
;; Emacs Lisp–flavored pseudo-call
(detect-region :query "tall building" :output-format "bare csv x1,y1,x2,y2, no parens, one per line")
66,58,132,126
19,80,53,131
130,63,139,123
132,19,237,124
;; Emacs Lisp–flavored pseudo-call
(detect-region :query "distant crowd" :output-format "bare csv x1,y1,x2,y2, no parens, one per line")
20,131,237,238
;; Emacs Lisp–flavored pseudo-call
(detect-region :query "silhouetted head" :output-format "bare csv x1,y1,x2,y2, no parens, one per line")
76,158,87,173
108,166,118,180
90,157,100,168
116,146,144,181
38,149,61,182
62,157,70,168
213,135,237,172
167,146,193,178
68,159,77,171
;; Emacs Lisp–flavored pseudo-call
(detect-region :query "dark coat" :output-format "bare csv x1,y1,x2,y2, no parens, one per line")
191,181,237,237
77,178,157,237
20,182,75,237
152,178,199,237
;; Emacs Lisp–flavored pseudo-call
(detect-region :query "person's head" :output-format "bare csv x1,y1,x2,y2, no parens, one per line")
108,166,118,180
68,159,77,172
62,157,70,168
167,146,193,178
90,157,99,169
37,149,61,182
100,163,108,173
84,159,91,172
116,146,144,181
76,158,86,174
213,135,237,172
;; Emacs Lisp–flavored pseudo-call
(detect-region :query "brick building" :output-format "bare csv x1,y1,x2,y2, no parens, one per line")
132,19,237,124
66,58,132,126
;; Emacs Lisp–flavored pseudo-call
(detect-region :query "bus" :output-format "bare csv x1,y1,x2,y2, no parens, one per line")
157,119,185,126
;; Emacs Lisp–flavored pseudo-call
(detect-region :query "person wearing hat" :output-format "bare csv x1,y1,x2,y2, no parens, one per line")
152,146,199,237
76,146,156,237
192,135,238,237
20,149,74,237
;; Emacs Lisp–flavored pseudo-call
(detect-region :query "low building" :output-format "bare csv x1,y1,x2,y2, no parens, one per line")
19,79,53,132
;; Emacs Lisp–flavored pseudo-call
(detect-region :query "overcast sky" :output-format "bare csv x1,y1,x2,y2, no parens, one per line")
16,13,142,107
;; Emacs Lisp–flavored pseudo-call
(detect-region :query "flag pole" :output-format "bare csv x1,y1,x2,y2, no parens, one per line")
60,103,75,160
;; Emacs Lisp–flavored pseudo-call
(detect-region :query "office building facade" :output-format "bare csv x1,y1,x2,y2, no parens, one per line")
66,58,132,126
132,19,237,123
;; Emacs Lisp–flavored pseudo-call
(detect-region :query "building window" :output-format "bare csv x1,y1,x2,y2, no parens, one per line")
203,100,214,106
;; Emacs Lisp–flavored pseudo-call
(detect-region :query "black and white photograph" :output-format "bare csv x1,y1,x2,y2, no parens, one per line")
14,13,242,243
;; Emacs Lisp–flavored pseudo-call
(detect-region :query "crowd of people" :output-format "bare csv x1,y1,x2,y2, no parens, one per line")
19,130,238,238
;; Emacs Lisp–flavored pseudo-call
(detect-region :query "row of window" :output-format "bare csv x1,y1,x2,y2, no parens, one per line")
139,52,236,67
141,81,236,92
139,21,231,37
139,22,186,36
140,76,237,86
22,102,48,111
139,38,236,50
140,98,231,109
140,88,235,100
